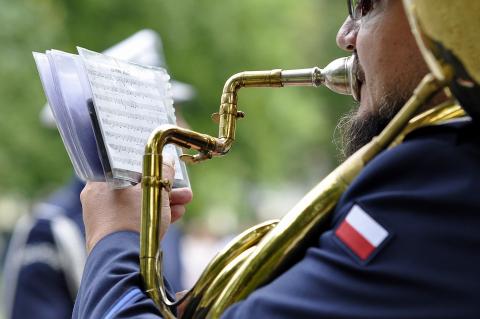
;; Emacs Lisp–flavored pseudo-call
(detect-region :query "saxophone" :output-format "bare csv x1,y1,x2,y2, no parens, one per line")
139,51,464,318
141,0,480,317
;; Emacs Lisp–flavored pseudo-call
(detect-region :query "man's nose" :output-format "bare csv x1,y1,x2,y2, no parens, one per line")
336,17,358,52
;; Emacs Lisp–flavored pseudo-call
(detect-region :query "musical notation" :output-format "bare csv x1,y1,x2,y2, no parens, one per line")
33,46,189,188
79,47,178,174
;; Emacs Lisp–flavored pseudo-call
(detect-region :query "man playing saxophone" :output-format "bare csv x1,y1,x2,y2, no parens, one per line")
74,0,480,318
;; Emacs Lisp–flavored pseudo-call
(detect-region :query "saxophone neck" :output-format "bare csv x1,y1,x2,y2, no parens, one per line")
218,56,359,142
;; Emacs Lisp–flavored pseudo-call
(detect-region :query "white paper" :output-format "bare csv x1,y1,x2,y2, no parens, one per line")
33,47,189,189
78,47,188,186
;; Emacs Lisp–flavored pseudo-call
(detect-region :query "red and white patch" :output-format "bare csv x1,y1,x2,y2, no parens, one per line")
335,205,389,262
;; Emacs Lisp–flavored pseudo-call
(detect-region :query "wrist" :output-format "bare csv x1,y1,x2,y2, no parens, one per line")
87,228,140,254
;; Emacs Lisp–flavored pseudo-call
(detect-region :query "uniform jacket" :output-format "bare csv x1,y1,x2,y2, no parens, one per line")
2,178,86,319
2,178,184,319
73,119,480,319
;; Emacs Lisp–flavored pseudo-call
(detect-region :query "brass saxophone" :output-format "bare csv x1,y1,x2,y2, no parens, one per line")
139,54,463,319
139,0,480,316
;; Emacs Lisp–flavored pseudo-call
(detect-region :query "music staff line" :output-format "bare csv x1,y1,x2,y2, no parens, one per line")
104,130,145,146
109,142,144,155
111,156,142,168
85,66,167,90
92,81,167,101
97,104,168,124
93,92,169,113
84,60,169,79
102,118,154,134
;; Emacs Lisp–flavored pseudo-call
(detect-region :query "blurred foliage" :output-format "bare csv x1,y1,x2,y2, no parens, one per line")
0,0,352,226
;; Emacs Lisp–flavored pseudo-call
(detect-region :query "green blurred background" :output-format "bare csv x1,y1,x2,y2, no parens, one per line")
0,0,352,235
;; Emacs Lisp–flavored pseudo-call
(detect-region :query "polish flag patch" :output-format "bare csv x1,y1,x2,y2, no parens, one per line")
335,205,390,262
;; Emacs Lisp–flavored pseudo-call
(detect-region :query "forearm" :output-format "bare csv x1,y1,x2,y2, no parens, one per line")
73,231,165,319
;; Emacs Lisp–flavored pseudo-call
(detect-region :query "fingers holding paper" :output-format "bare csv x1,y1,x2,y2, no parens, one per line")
170,188,193,222
81,159,193,253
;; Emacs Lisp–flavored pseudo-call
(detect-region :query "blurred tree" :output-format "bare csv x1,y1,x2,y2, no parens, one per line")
0,0,352,226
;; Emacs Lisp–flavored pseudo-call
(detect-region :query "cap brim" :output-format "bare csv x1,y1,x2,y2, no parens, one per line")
171,80,196,103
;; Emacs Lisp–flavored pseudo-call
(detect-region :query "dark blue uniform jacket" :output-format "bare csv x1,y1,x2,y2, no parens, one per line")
3,180,184,319
73,119,480,319
3,178,85,319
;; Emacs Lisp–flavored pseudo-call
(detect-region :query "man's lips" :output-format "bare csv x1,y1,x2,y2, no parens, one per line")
355,53,365,101
355,77,363,102
353,54,365,102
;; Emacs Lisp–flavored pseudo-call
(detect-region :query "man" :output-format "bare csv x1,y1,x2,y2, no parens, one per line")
74,1,480,318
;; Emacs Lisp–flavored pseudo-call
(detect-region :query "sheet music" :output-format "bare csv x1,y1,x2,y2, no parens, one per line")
48,50,105,180
33,51,105,181
78,48,187,184
33,47,189,188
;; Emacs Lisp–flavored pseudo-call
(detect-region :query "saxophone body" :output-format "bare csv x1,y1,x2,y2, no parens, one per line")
140,51,462,318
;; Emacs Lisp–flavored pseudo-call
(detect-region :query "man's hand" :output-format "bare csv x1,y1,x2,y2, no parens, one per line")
81,159,193,253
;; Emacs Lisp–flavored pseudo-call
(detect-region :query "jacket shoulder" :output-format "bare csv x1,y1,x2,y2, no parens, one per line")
339,121,480,207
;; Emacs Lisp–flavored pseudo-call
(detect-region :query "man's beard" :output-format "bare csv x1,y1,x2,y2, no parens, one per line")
335,94,409,161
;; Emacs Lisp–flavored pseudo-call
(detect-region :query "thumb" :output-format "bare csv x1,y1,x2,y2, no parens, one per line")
162,153,176,182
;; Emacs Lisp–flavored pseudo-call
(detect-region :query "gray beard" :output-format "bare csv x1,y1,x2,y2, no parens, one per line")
335,95,409,161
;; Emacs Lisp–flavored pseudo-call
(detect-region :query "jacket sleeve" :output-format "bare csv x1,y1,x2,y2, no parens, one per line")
74,126,480,319
72,231,164,319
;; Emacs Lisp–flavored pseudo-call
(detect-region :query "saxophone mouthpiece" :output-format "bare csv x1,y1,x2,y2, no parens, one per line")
280,56,360,101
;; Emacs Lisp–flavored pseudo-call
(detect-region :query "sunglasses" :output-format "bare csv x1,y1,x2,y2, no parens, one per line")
348,0,376,20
